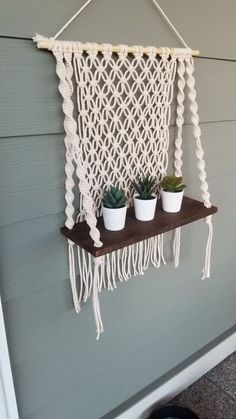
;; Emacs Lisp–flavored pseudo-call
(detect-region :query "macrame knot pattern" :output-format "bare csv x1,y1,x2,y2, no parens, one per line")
145,46,157,58
70,45,178,220
159,47,171,59
174,48,192,59
101,43,113,59
49,41,214,337
74,42,84,56
85,42,98,57
133,45,144,58
117,45,129,59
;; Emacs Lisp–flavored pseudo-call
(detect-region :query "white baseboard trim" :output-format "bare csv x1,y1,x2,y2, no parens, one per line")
116,331,236,419
0,297,19,419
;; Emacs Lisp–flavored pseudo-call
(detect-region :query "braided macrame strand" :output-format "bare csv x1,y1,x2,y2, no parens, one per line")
173,56,186,268
54,51,75,231
53,50,102,248
185,56,213,279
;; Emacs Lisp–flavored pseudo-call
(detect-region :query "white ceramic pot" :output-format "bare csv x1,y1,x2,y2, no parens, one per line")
133,195,157,221
161,189,184,213
102,205,127,231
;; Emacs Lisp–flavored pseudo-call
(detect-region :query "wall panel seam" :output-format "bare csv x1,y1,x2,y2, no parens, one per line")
1,35,236,62
1,119,236,141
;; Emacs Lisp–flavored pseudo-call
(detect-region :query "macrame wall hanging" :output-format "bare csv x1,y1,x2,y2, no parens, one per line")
34,0,217,339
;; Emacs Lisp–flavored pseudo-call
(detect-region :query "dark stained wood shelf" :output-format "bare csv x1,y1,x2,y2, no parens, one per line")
61,197,218,257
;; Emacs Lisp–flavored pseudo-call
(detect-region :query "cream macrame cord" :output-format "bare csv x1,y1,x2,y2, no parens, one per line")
173,54,186,268
33,2,214,339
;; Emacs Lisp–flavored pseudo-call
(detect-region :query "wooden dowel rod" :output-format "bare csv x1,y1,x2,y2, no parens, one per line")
35,38,200,56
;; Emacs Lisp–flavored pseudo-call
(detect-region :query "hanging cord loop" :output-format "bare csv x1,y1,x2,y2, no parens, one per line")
53,0,93,41
33,0,199,55
151,0,189,48
53,0,189,47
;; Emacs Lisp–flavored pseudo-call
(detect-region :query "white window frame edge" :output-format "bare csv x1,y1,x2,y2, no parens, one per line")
0,296,19,419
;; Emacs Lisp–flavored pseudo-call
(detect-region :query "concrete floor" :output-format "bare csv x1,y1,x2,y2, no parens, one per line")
171,351,236,419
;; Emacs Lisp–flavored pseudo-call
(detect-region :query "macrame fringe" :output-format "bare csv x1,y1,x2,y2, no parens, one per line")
68,236,167,338
202,215,213,280
91,257,103,339
68,240,80,313
173,215,213,277
173,227,181,268
159,234,167,265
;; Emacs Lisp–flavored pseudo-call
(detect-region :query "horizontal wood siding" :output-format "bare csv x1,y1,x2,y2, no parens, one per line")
1,0,236,60
0,1,236,418
1,38,236,138
1,121,236,226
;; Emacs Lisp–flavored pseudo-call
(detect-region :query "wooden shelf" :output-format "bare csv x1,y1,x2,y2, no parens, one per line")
61,197,218,257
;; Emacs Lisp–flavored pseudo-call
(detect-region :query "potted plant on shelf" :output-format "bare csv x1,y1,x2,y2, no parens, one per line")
132,175,157,221
102,186,127,231
160,175,186,213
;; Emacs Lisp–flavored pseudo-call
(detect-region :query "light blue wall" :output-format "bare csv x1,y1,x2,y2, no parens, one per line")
0,1,235,418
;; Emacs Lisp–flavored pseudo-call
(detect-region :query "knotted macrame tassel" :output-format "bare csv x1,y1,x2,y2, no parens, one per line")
202,215,213,279
173,227,181,268
92,257,104,340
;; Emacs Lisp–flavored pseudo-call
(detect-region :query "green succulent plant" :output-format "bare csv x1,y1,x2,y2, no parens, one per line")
102,186,127,209
160,176,186,192
132,175,156,200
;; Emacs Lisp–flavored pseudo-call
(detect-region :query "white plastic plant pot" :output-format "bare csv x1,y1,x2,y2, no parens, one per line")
161,189,184,213
133,195,157,221
102,205,127,231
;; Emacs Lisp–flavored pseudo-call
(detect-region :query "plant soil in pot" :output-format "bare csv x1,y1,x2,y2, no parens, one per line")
102,186,127,231
132,175,157,221
160,176,186,213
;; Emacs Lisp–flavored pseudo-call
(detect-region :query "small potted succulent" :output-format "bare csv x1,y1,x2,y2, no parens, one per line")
102,186,127,231
160,175,186,213
132,175,157,221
